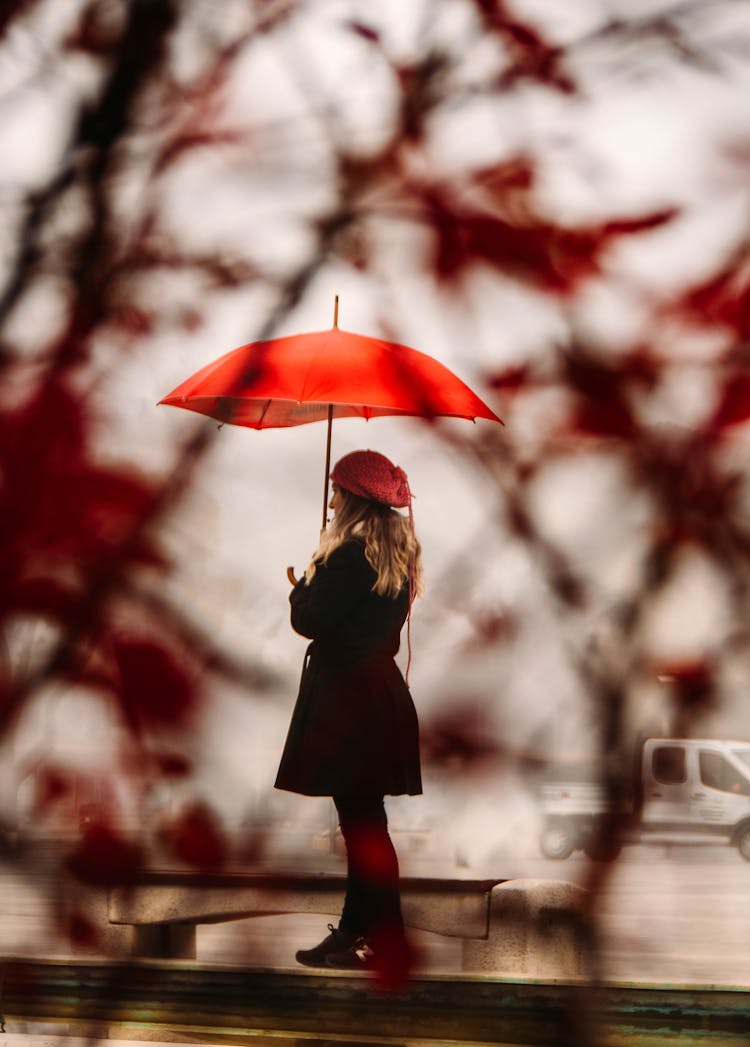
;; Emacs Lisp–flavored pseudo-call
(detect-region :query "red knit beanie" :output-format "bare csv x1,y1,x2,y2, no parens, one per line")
331,450,411,508
332,450,416,680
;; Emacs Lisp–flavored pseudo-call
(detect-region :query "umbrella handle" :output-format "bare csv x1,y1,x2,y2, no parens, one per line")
286,566,298,586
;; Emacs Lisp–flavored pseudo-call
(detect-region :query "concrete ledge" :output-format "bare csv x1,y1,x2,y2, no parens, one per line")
462,878,589,978
112,884,493,938
108,872,502,942
107,870,589,976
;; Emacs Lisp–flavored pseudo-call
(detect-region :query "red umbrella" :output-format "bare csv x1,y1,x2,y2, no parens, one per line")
159,297,502,530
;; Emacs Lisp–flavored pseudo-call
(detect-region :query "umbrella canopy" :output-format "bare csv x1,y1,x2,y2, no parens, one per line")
159,302,502,531
159,327,501,428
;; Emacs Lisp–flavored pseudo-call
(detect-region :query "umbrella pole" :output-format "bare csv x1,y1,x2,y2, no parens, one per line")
322,403,333,532
321,294,337,531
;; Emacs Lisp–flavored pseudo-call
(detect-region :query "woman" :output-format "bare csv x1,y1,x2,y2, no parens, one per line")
275,449,423,972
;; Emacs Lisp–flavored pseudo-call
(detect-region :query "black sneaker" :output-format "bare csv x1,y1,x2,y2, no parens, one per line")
325,937,376,970
295,924,358,967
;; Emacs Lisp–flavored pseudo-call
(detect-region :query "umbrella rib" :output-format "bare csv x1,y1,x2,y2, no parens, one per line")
257,399,272,427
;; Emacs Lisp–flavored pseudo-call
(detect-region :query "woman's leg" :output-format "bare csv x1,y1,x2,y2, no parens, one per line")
333,793,404,940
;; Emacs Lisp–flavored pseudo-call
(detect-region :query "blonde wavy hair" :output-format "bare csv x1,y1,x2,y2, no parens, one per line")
305,485,423,599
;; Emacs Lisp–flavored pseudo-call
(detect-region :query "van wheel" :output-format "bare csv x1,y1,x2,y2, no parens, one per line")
540,822,575,860
736,824,750,861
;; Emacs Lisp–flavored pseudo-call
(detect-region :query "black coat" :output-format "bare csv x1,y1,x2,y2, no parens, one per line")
274,539,422,798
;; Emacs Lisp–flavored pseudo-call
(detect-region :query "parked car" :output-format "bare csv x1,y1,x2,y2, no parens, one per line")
539,737,750,860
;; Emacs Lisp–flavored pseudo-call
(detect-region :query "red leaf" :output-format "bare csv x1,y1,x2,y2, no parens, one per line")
564,349,638,438
8,576,78,619
163,802,227,870
152,750,193,777
420,705,499,773
672,255,750,337
65,910,100,949
345,823,398,881
0,378,163,612
65,823,144,886
32,766,73,816
71,468,157,549
0,378,87,468
179,307,203,332
464,609,517,649
571,398,636,439
654,658,715,712
486,365,533,392
472,155,536,208
422,184,677,291
601,210,678,237
113,637,201,732
157,128,247,172
110,305,155,336
346,20,380,43
656,659,712,685
369,924,418,991
473,0,576,94
392,54,448,142
709,373,750,430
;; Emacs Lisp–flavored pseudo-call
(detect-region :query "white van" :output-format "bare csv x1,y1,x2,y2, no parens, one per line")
540,738,750,860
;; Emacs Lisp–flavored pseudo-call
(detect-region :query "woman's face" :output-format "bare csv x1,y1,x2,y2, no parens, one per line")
329,482,344,516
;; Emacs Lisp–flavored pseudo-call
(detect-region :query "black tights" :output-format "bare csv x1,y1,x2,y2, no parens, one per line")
333,794,404,940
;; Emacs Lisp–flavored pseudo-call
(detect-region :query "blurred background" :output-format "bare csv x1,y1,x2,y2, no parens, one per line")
3,0,750,987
